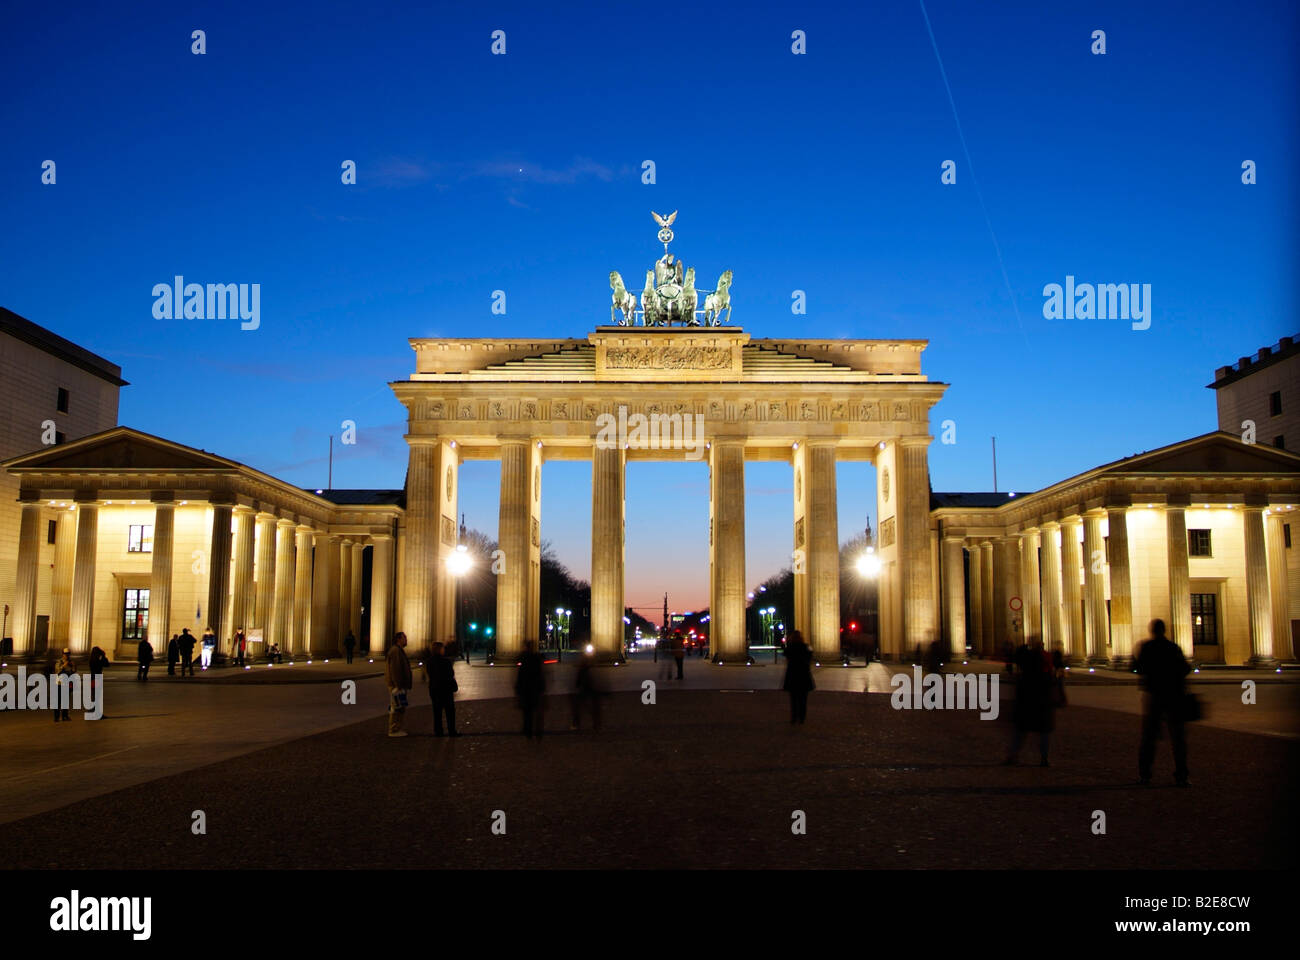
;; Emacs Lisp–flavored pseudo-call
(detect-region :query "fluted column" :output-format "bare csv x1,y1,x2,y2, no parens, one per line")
968,541,984,656
68,499,100,656
253,513,277,636
291,527,313,654
229,506,256,652
310,535,341,657
590,443,626,658
1165,502,1192,659
1243,505,1275,665
270,518,296,652
526,442,543,645
941,536,966,659
401,440,458,649
898,439,937,653
1106,503,1134,668
146,499,176,650
369,533,394,657
979,542,994,656
806,442,838,659
1082,511,1109,663
1060,517,1085,662
1265,510,1292,661
1019,527,1042,645
1040,522,1062,653
205,503,234,649
349,541,363,642
11,500,43,657
708,440,747,661
337,539,353,653
993,537,1020,651
50,508,77,646
497,441,531,659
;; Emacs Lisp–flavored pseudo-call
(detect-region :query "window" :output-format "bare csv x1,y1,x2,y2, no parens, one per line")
1191,593,1218,645
122,588,149,641
56,387,69,413
1269,390,1282,416
1188,528,1212,557
128,524,153,553
55,431,65,445
1274,435,1285,450
47,519,57,545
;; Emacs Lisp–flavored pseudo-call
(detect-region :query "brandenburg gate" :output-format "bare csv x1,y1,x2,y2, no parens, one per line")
391,214,948,661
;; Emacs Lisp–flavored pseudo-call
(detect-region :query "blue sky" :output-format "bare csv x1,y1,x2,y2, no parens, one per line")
2,0,1296,611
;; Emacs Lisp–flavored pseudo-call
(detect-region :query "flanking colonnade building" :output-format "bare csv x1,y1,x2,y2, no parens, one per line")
3,313,1298,667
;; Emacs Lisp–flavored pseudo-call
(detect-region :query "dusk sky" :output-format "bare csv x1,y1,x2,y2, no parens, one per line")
3,0,1296,613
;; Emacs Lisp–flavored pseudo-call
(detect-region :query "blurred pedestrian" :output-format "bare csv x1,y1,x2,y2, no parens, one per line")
136,637,154,682
923,637,944,676
516,639,545,738
782,629,815,724
386,631,412,738
44,649,59,722
88,646,109,707
672,632,685,680
178,628,196,676
1135,618,1191,786
1004,640,1055,766
200,627,216,670
344,630,356,664
56,647,75,721
166,634,179,675
422,641,459,736
571,645,602,731
233,629,247,667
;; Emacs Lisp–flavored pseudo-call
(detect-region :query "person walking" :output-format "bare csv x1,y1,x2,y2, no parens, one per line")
671,632,685,680
516,640,545,739
43,649,59,722
166,634,179,675
55,647,76,721
200,627,216,670
233,629,247,667
782,630,815,724
385,631,412,738
1004,640,1056,766
136,637,154,682
88,646,109,713
422,641,459,736
344,630,356,664
1135,618,1191,787
178,628,196,676
570,646,602,732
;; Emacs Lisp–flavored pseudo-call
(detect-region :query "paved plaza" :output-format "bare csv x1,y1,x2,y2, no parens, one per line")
0,659,1294,870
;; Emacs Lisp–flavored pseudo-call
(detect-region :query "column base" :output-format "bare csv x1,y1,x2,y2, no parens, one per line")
1248,656,1281,670
1108,656,1134,672
1086,655,1110,668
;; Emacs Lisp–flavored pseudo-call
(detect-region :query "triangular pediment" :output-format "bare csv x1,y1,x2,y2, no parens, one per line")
4,427,238,472
1103,432,1300,476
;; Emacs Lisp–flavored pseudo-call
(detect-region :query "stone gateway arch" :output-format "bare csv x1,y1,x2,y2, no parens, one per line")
391,327,948,662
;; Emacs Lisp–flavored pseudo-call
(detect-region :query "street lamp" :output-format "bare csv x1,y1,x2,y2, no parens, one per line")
856,547,881,578
446,544,472,655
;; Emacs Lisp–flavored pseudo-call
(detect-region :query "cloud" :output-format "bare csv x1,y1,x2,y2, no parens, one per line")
371,157,436,187
473,156,614,185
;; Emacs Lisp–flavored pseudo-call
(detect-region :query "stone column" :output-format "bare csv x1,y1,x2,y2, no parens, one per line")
310,535,340,657
229,506,256,651
993,537,1020,651
291,527,313,654
146,499,176,650
1019,527,1042,645
205,503,234,649
899,439,937,654
1082,511,1109,664
979,542,994,656
968,541,984,657
497,440,531,660
271,518,296,653
68,499,100,656
1265,510,1292,661
1060,517,1085,662
349,541,363,642
253,513,277,635
337,539,353,653
941,536,966,659
526,442,543,646
50,508,77,647
369,533,395,657
401,440,458,649
807,442,838,660
1165,501,1193,659
590,442,627,659
1106,503,1134,669
1040,522,1062,653
710,440,747,662
1243,505,1275,665
11,500,43,657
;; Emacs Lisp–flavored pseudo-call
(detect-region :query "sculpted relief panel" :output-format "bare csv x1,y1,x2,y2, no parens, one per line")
605,346,732,370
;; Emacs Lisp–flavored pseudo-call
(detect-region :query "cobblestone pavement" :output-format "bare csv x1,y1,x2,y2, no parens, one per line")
1,686,1293,870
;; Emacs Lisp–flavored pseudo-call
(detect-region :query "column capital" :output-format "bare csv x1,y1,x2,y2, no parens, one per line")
1105,495,1133,510
73,490,99,504
17,489,43,504
276,516,297,529
1060,514,1083,528
1166,493,1191,508
150,491,176,505
1040,519,1061,531
233,503,256,516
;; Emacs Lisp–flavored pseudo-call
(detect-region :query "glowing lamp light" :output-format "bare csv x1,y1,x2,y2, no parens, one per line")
585,644,594,654
856,552,881,577
446,544,472,576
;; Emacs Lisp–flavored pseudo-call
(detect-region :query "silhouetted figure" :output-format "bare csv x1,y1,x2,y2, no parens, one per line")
44,650,59,722
423,641,459,736
55,647,75,720
344,630,356,664
671,633,685,679
516,640,545,738
167,634,179,675
923,638,944,676
178,629,196,676
1135,618,1191,786
88,646,109,709
571,647,602,731
136,638,154,682
1005,640,1055,766
386,631,412,737
233,629,247,667
782,630,815,724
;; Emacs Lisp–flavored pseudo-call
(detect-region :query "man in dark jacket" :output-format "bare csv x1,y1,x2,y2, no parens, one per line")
178,629,196,677
671,633,685,680
344,630,356,664
782,630,815,724
167,634,179,675
516,640,545,738
385,632,413,737
136,638,154,682
1135,619,1191,786
423,642,459,736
